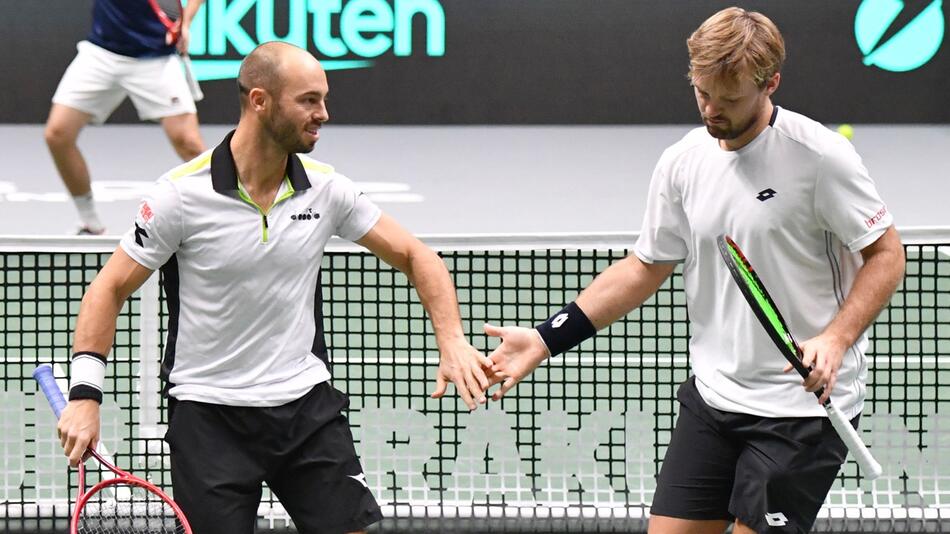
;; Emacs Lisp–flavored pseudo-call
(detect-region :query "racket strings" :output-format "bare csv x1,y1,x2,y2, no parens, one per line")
77,484,187,534
154,0,183,20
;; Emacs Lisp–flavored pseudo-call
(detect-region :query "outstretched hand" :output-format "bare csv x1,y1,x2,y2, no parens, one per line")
430,338,493,410
484,323,550,401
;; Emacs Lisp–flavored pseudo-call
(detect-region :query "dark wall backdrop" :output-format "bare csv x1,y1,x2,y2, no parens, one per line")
3,0,947,124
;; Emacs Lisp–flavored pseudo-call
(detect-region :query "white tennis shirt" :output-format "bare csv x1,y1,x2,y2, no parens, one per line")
634,107,893,418
120,131,381,406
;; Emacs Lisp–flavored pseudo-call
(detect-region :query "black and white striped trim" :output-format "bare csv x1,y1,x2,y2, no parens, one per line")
69,351,107,403
824,233,864,398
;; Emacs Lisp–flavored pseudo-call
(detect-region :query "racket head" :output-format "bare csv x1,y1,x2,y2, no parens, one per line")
717,236,884,479
716,234,811,378
148,0,184,42
72,475,192,534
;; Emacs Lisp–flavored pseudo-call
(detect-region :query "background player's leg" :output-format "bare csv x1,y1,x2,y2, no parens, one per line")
44,103,103,233
160,112,205,161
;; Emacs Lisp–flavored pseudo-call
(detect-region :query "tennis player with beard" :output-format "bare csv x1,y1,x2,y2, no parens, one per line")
55,42,492,534
484,8,904,534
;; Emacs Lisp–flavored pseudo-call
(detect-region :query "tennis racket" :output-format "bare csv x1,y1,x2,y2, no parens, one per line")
148,0,204,102
716,234,882,480
33,364,193,534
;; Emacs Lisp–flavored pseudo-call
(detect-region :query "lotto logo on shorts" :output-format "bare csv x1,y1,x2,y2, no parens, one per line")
765,512,788,526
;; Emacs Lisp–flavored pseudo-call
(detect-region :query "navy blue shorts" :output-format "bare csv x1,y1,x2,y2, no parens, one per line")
650,376,856,533
165,381,382,534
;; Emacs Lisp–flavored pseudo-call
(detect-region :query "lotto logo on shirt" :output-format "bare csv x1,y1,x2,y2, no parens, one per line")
138,201,154,224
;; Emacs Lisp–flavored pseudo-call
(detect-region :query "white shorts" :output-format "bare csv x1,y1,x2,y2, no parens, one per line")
52,41,197,124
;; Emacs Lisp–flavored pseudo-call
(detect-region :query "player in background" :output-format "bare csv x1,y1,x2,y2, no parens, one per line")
44,0,206,234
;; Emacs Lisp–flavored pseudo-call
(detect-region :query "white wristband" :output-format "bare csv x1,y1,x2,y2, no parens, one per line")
69,352,106,402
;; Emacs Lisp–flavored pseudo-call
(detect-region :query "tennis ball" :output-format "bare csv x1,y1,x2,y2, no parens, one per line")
837,124,854,141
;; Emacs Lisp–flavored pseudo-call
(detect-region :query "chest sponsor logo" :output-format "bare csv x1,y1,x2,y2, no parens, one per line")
756,188,777,202
291,208,320,221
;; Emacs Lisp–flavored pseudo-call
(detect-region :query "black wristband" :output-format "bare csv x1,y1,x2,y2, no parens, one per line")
73,351,107,365
535,302,597,357
68,384,103,404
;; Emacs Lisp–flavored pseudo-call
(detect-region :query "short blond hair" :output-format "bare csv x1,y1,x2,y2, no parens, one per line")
687,7,785,87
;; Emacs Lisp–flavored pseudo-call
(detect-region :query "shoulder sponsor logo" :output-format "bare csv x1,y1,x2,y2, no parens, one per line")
866,205,888,228
765,512,788,526
139,201,154,224
291,208,320,222
756,188,777,202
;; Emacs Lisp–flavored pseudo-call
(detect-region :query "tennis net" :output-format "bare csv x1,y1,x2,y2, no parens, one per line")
1,229,947,533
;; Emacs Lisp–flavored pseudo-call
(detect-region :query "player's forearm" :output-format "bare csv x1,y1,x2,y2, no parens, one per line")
575,255,676,330
403,245,466,347
823,228,905,347
71,282,127,357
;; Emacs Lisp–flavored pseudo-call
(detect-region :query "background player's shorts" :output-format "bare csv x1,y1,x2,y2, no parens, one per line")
165,381,383,534
650,376,855,533
52,41,196,124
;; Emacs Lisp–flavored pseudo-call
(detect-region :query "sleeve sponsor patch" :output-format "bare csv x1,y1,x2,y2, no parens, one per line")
138,201,154,224
865,205,888,229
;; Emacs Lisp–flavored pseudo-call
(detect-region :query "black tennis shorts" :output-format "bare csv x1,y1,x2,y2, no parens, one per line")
650,376,856,534
164,381,382,534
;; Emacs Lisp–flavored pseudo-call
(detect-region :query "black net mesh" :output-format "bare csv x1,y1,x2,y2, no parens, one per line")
1,239,947,533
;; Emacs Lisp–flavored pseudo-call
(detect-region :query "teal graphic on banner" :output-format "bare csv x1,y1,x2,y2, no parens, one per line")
854,0,945,72
187,0,446,81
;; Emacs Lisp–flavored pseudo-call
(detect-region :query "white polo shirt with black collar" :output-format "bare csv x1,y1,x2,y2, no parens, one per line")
120,131,382,406
634,106,893,419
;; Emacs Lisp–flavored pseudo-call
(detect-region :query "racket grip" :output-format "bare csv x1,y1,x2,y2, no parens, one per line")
33,364,67,419
181,55,204,102
825,403,882,480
